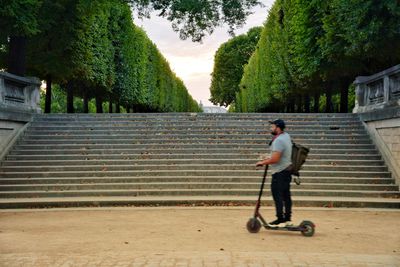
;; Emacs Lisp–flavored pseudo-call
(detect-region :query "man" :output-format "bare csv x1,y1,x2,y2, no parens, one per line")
256,119,293,227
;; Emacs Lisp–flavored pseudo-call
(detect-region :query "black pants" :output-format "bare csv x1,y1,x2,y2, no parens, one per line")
271,170,292,220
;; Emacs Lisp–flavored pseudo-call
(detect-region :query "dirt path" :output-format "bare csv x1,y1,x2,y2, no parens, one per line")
0,207,399,266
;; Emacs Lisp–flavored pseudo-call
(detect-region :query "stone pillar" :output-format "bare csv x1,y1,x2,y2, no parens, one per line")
0,71,42,115
0,71,42,161
383,75,390,104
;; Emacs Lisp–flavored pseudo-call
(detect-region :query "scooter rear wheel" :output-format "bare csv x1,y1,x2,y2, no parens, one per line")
246,218,261,233
300,221,315,237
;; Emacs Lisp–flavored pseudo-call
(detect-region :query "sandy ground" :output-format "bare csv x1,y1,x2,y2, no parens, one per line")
0,207,399,266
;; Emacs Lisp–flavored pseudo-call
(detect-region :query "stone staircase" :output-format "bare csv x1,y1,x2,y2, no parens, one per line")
0,113,399,209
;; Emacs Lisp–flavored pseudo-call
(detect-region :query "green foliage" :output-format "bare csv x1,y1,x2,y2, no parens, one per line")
0,0,42,36
210,26,262,107
26,0,76,82
348,84,356,112
7,0,200,113
319,0,400,77
39,84,97,113
109,3,141,107
287,0,325,90
0,0,262,74
232,0,400,113
238,1,292,112
2,0,263,113
128,0,262,42
0,0,42,69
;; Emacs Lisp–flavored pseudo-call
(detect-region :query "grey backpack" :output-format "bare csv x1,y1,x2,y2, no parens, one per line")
291,142,310,185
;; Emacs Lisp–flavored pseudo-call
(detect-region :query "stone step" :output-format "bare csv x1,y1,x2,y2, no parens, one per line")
8,148,379,155
0,182,397,191
2,112,397,210
19,138,372,145
32,113,358,117
31,117,359,122
21,132,372,142
5,153,383,161
29,124,363,131
29,121,363,127
32,112,359,118
32,120,361,125
0,170,391,178
0,164,388,172
0,176,394,185
1,159,386,167
26,125,365,131
24,129,368,139
0,189,398,198
32,113,359,119
23,133,371,140
1,196,398,209
30,114,361,119
26,120,363,126
12,143,377,150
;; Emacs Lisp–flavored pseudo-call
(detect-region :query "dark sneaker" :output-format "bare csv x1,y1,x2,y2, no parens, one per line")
268,218,286,227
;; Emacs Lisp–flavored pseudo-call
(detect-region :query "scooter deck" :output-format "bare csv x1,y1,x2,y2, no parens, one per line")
263,224,303,231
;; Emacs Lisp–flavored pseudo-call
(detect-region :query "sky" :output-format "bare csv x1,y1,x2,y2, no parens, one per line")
135,0,275,107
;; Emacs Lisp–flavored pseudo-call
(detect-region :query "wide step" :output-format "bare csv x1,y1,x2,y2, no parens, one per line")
0,113,398,209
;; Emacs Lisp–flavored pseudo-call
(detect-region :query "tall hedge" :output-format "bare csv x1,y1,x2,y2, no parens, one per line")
2,0,201,113
232,0,400,113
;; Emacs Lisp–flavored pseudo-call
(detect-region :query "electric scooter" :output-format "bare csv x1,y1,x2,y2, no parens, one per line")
246,165,315,237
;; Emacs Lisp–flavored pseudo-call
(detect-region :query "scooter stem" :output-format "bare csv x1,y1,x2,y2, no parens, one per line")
254,164,269,217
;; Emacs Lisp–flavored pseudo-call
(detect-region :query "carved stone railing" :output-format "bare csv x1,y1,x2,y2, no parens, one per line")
0,71,42,115
353,64,400,113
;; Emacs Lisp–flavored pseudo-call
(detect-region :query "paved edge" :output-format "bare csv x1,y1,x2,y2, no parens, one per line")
1,206,400,213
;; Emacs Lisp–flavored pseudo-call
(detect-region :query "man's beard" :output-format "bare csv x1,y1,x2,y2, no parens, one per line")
271,131,277,135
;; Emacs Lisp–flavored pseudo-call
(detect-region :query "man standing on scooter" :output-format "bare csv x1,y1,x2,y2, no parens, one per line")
256,119,293,227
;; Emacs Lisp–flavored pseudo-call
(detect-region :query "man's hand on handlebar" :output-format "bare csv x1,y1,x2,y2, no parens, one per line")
256,160,268,168
256,162,264,167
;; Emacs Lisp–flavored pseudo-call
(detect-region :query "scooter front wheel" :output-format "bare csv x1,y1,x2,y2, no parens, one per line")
246,218,261,233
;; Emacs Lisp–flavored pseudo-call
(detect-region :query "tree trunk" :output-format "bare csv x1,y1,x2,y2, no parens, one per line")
8,36,27,76
66,83,74,113
96,96,103,113
340,84,349,113
45,75,52,113
296,96,303,113
287,97,295,113
304,95,310,113
116,101,121,113
83,92,89,113
313,93,320,113
325,87,333,113
109,98,113,113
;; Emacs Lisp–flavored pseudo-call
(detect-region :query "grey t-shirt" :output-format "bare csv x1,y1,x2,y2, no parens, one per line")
270,132,292,174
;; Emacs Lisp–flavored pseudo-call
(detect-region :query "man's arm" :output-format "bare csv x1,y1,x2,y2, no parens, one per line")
256,151,282,167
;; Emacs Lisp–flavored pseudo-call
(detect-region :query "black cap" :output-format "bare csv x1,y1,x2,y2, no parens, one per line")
269,119,286,130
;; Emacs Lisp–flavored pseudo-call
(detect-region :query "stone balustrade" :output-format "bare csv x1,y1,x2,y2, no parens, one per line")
353,64,400,186
353,64,400,113
0,71,42,115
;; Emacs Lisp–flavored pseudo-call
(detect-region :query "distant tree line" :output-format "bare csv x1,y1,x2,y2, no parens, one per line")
1,0,206,113
210,0,400,113
210,26,262,107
